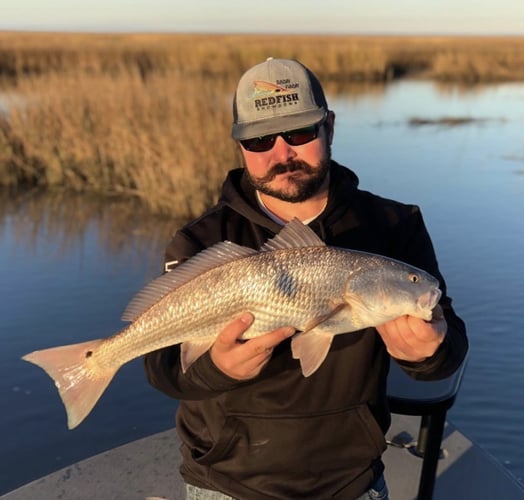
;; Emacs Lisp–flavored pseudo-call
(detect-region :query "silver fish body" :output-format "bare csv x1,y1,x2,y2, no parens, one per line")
23,219,441,429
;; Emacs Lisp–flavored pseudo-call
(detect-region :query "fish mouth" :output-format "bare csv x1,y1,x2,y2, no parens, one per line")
417,288,442,312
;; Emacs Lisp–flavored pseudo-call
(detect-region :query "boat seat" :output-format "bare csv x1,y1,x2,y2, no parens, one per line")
387,355,468,500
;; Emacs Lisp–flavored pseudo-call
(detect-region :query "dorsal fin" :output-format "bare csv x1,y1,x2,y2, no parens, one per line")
260,218,325,252
121,241,257,322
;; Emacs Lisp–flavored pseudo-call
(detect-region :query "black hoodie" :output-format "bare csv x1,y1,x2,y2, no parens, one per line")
144,161,467,499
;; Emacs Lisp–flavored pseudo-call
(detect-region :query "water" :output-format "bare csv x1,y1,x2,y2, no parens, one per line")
333,80,524,484
1,80,523,494
0,197,180,494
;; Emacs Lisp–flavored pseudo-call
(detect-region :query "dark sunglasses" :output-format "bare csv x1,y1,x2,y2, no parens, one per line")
240,121,324,153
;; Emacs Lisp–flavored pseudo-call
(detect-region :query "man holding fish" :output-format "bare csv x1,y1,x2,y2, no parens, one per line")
23,57,467,499
143,58,468,499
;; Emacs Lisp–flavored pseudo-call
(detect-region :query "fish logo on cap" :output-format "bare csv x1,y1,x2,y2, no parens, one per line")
252,80,292,96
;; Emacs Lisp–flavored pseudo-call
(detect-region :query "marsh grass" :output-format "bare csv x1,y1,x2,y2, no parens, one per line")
1,70,239,217
1,32,524,217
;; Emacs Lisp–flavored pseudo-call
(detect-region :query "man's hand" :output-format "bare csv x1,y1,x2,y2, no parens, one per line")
376,305,447,362
210,313,296,380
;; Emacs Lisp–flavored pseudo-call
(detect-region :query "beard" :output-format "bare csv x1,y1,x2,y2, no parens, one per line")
246,149,331,203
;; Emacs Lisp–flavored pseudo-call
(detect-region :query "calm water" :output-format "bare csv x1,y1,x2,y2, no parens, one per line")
1,80,523,494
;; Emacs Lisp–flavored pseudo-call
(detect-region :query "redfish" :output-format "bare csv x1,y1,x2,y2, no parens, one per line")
23,219,441,429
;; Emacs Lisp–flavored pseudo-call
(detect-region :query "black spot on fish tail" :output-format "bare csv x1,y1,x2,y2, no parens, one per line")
275,270,298,298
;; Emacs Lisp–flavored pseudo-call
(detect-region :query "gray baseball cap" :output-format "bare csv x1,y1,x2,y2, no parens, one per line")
232,58,328,141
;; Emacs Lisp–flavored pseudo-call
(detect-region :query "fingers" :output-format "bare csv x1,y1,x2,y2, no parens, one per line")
376,314,447,362
241,326,294,375
211,313,295,380
214,312,254,351
377,315,413,360
250,325,296,356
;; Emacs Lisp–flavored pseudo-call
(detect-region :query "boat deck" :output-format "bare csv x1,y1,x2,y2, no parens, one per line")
2,413,523,500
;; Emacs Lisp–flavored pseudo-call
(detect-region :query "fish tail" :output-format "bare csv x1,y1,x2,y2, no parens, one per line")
22,339,117,430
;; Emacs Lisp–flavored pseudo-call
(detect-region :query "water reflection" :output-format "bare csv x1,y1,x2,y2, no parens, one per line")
0,190,183,269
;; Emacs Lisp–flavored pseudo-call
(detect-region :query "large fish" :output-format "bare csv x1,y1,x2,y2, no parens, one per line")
23,219,441,429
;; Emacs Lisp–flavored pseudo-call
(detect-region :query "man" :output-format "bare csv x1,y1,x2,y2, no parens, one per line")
144,58,468,499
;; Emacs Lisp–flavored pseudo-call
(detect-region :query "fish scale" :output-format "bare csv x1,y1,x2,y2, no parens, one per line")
113,248,335,358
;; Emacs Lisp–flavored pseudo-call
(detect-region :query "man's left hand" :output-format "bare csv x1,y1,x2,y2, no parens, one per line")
376,305,447,362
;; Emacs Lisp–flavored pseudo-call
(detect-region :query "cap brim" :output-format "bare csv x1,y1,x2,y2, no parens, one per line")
232,109,326,141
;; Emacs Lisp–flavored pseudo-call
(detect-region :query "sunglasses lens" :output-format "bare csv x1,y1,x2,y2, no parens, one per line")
285,125,318,146
240,135,276,152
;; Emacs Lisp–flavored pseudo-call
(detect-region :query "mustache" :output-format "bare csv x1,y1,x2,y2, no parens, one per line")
257,160,316,184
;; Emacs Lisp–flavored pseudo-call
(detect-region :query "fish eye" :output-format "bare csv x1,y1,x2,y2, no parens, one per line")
408,273,419,283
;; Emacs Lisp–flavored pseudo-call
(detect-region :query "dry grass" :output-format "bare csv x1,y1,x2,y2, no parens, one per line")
1,32,524,217
1,67,238,217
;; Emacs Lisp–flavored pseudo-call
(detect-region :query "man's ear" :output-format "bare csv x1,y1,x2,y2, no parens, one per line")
325,110,336,145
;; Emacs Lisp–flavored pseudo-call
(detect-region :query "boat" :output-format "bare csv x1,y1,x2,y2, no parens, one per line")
2,360,524,499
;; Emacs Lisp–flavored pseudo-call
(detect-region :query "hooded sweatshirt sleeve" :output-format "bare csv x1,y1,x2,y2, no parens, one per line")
388,205,468,380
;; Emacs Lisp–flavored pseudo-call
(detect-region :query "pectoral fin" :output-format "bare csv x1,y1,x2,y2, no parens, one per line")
292,303,350,377
291,330,335,377
180,339,215,372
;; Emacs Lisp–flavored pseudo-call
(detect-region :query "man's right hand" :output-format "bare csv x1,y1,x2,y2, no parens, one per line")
210,312,295,380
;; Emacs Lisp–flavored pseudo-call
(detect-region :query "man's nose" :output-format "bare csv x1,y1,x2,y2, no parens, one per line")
271,135,297,163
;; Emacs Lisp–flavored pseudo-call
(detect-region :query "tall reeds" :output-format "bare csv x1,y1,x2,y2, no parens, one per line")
1,32,524,217
1,64,239,217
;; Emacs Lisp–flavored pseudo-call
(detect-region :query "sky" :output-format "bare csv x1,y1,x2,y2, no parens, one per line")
1,0,523,36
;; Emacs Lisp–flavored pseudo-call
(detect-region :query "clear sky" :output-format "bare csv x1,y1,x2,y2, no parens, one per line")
1,0,523,35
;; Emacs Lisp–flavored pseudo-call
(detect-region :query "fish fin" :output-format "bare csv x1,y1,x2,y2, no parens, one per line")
180,339,216,373
292,303,350,377
291,331,335,377
122,241,258,322
123,219,322,322
260,218,325,252
22,339,116,429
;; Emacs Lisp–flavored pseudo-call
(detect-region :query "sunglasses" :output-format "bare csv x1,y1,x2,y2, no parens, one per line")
240,121,324,153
